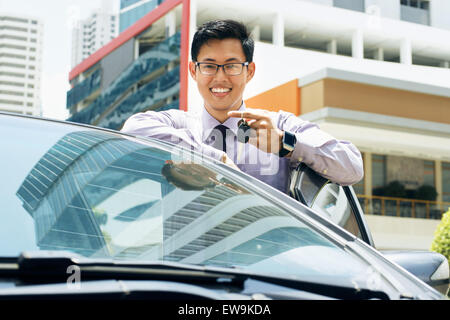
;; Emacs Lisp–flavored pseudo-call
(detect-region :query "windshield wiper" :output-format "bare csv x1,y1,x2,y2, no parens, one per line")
0,251,390,300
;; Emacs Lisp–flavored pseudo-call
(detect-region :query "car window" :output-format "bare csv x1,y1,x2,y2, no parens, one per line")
0,115,376,284
311,183,362,239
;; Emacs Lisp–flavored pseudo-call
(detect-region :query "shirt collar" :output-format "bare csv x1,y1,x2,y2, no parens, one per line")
202,102,246,141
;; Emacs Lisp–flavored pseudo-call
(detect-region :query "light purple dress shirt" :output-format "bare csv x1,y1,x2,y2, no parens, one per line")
121,103,363,193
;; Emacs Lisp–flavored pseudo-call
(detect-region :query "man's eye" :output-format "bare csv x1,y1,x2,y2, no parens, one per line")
225,64,239,70
203,64,216,69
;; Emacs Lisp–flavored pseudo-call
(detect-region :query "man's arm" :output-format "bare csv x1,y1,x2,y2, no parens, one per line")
228,108,363,186
278,111,363,186
121,110,225,162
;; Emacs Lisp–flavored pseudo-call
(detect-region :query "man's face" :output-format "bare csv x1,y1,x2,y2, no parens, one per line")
189,38,255,114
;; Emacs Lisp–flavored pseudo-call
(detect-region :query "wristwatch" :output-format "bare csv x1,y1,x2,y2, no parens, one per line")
278,131,297,157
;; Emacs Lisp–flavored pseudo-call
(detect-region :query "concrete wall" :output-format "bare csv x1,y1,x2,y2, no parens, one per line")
364,0,400,20
365,215,441,250
430,0,450,31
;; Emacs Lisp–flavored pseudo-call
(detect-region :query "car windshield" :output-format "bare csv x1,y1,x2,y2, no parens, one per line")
1,114,374,285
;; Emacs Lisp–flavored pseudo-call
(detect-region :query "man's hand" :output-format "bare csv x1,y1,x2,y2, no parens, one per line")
228,108,283,154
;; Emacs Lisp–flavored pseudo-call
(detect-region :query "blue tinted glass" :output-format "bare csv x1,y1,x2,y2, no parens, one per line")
120,0,144,10
68,32,180,129
119,1,157,33
66,68,101,109
97,66,180,130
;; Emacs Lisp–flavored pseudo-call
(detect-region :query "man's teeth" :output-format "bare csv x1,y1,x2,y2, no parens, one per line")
211,88,231,93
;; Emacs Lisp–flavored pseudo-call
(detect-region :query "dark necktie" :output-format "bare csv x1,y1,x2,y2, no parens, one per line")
211,124,229,152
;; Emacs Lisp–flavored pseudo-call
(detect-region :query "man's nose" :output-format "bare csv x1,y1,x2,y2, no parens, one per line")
214,66,228,80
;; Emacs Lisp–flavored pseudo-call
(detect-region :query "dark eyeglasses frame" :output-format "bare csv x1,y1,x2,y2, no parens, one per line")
195,61,249,76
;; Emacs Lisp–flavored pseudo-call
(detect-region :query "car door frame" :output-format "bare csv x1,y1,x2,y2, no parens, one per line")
289,162,375,247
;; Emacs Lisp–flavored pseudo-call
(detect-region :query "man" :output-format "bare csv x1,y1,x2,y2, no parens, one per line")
121,19,363,194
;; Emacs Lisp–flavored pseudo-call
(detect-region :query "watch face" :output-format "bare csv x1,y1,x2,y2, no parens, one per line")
283,131,296,150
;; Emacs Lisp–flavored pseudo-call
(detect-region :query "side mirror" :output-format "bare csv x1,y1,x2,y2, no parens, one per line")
289,163,329,206
382,250,449,295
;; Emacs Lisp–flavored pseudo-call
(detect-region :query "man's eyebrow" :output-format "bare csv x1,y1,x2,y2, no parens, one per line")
201,58,241,62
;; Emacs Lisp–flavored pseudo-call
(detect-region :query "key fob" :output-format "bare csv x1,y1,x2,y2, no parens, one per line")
237,119,251,143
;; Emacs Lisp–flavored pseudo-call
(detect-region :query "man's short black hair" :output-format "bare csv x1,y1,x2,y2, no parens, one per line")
191,19,254,63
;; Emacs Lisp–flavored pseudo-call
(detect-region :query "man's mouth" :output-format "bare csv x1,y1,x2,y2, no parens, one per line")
210,87,232,96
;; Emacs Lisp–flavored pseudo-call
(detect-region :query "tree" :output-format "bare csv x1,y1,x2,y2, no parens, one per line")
431,208,450,264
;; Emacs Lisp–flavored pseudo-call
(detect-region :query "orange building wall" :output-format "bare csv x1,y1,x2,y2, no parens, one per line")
245,79,301,115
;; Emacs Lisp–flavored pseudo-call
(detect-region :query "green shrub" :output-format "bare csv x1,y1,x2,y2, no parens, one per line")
431,208,450,264
415,185,438,201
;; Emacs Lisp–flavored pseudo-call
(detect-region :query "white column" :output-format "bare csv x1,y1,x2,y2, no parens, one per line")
352,29,364,59
400,38,412,65
273,12,284,47
251,25,260,42
189,0,197,47
364,152,372,198
165,10,176,38
327,39,337,55
374,47,384,61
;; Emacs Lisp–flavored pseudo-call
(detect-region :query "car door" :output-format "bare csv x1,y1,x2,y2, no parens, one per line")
289,163,375,247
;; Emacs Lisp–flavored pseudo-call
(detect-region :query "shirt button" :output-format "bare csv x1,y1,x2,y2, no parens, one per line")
323,169,328,174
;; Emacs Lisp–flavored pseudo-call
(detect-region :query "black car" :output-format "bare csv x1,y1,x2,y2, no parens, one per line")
0,112,447,300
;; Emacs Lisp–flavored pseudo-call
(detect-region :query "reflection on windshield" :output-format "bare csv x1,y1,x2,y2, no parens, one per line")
13,128,369,280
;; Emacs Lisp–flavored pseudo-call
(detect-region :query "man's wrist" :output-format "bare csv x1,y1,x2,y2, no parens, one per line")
278,130,297,158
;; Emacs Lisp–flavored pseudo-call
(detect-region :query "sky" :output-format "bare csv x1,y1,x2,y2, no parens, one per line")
0,0,119,120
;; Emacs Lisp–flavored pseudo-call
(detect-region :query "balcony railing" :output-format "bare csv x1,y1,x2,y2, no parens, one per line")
356,195,450,220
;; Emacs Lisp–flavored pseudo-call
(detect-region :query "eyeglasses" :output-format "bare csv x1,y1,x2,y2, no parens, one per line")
195,62,249,76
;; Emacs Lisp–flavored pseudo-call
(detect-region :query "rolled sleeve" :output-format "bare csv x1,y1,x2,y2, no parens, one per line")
121,110,225,163
277,111,364,186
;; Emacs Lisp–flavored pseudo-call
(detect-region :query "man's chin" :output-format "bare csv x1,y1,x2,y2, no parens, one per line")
206,100,242,112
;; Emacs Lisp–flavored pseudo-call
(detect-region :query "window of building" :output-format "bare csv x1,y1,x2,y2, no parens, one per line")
333,0,365,12
0,71,25,78
400,0,430,25
443,162,450,203
401,0,429,9
372,154,386,193
423,160,435,187
0,99,23,106
0,90,24,97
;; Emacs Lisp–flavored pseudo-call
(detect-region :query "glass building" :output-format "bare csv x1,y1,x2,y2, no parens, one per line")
66,0,186,131
119,0,166,33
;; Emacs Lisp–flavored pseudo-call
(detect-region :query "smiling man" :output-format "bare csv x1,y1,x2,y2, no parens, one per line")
121,19,364,193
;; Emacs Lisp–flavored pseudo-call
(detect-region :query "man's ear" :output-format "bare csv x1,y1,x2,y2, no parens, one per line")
189,61,197,80
246,62,255,83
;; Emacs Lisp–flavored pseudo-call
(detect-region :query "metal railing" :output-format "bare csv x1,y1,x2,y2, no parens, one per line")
356,194,450,220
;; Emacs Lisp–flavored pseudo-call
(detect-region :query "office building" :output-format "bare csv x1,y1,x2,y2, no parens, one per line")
71,0,119,68
0,13,43,116
67,0,450,250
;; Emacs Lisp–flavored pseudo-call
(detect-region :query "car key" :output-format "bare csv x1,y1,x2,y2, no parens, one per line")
237,118,251,143
237,117,251,164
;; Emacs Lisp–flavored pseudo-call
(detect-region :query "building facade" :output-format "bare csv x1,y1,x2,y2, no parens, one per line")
67,0,450,250
0,13,43,116
71,0,119,69
119,0,166,33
